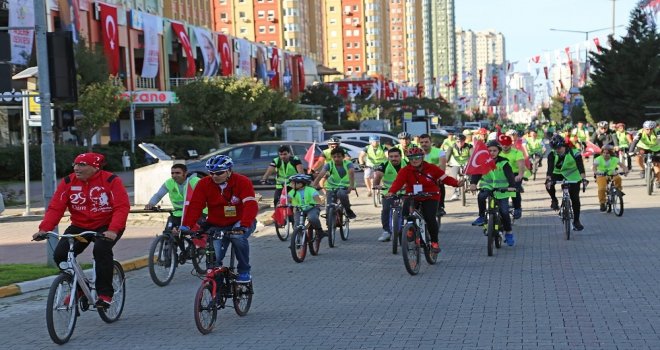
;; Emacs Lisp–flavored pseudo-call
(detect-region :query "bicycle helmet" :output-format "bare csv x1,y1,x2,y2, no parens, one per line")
205,155,233,172
406,146,425,158
288,174,312,185
498,134,513,146
643,120,657,129
597,121,609,128
549,134,566,149
462,129,472,136
477,127,489,135
486,140,502,150
397,131,411,139
615,122,625,129
601,144,614,153
327,137,341,144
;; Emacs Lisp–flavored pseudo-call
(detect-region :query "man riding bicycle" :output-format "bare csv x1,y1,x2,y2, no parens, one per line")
592,145,628,211
373,147,407,242
545,135,587,231
614,123,633,170
629,120,660,184
524,129,544,168
393,132,413,161
312,147,357,219
260,145,304,207
498,134,525,220
418,133,448,216
591,121,618,150
384,147,463,254
358,135,387,197
446,134,473,201
32,153,130,309
145,163,203,228
179,155,258,283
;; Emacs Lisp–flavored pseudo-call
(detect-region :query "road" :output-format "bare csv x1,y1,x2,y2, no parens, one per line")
1,169,660,349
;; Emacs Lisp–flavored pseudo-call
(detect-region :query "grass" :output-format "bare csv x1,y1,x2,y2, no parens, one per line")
0,263,92,287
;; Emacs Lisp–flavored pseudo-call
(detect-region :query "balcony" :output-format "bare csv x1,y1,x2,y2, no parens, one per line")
135,76,157,89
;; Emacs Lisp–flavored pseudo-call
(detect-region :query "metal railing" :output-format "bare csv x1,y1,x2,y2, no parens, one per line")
135,76,157,89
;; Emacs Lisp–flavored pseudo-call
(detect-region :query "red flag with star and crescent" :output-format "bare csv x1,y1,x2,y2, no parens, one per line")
465,141,497,175
99,3,119,75
171,21,196,77
217,33,233,77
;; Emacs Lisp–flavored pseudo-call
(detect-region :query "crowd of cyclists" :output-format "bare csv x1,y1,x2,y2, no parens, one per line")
31,118,660,310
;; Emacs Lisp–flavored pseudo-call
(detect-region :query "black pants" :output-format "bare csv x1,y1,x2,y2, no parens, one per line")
402,199,440,243
53,225,123,298
546,175,582,222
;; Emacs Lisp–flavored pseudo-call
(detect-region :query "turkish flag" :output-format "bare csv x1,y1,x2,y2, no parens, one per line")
217,33,233,76
304,141,316,174
171,21,196,77
99,3,119,75
514,139,532,170
270,47,280,89
593,37,602,53
582,141,602,158
465,141,497,175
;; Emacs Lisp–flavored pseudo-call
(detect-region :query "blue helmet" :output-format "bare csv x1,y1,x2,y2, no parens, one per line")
205,155,233,172
289,174,312,185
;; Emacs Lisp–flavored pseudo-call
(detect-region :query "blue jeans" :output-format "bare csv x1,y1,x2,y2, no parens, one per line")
380,196,395,232
209,220,256,274
477,191,512,232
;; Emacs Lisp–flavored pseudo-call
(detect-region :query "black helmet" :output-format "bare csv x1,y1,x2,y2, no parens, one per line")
288,174,312,185
486,140,501,150
397,132,411,139
549,134,565,149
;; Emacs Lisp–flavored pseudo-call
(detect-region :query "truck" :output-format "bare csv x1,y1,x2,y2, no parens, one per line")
281,119,324,142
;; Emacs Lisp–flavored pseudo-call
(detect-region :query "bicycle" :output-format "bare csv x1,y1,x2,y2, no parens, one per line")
643,152,656,195
396,192,439,276
458,165,470,207
530,153,542,181
289,205,322,262
476,188,516,257
596,171,626,217
325,188,353,244
133,208,206,286
389,195,403,255
270,178,294,241
550,179,588,240
33,231,126,344
372,186,382,207
189,228,253,334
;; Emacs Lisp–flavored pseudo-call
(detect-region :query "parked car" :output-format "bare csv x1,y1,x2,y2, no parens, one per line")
186,141,322,183
330,132,399,146
318,142,363,161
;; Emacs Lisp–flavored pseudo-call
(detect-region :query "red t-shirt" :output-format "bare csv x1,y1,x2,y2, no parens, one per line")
387,162,459,201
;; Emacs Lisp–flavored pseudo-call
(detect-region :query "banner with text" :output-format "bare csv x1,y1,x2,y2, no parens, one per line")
9,0,35,66
141,13,160,78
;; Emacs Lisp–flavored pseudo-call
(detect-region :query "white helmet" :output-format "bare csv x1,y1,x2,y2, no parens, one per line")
487,131,498,141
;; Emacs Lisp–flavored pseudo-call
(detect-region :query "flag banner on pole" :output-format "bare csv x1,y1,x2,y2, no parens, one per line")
217,33,233,76
140,13,160,78
8,0,35,65
99,2,120,75
465,141,497,175
304,142,316,174
171,21,196,77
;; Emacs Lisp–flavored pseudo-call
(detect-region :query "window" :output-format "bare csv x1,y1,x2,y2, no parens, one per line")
329,19,336,24
257,11,265,18
347,54,352,60
345,30,352,36
329,6,335,11
259,145,279,159
240,27,247,34
354,54,360,60
331,55,337,60
228,145,256,161
346,42,351,48
354,42,360,48
355,66,360,72
269,26,275,33
331,43,337,48
330,30,337,37
239,11,246,18
347,67,352,72
353,29,359,36
258,26,266,33
270,41,276,46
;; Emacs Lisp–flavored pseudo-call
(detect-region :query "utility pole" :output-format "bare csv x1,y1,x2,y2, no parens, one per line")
34,0,58,267
611,0,617,35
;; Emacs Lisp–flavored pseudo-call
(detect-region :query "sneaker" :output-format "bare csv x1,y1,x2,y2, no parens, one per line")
449,193,459,201
236,272,251,283
471,216,486,226
600,203,606,212
504,233,515,247
346,209,357,219
573,221,584,231
513,208,522,220
95,295,112,309
438,207,446,216
378,231,391,242
430,242,441,253
550,199,559,211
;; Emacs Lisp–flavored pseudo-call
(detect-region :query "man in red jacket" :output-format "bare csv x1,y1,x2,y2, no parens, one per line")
33,152,130,308
385,147,463,253
180,155,258,283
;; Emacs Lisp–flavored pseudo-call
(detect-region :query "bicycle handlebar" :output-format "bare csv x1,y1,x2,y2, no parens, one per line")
33,230,101,242
131,206,174,214
181,228,245,240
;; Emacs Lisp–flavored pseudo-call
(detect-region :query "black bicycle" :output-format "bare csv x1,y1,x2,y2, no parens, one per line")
551,179,588,240
389,195,404,255
530,153,542,181
477,188,516,257
596,171,626,217
396,192,440,275
290,205,322,263
325,188,352,245
643,152,657,196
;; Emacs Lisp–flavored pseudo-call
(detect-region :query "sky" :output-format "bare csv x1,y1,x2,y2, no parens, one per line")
455,0,642,68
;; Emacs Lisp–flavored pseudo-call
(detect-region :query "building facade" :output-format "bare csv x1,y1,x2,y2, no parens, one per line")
425,0,457,101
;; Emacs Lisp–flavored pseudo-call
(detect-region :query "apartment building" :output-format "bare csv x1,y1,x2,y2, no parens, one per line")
455,28,477,109
427,0,457,101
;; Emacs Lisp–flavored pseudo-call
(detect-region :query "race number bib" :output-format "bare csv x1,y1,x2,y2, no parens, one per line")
224,206,237,217
413,184,423,194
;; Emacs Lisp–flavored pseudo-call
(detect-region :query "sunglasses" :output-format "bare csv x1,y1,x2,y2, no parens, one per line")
408,155,423,160
209,170,228,176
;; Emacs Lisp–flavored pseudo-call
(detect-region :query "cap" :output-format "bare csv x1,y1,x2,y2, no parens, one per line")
73,153,105,168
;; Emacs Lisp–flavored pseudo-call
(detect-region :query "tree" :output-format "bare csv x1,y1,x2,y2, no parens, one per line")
172,77,272,147
582,3,660,126
75,38,110,91
299,84,343,123
76,80,129,151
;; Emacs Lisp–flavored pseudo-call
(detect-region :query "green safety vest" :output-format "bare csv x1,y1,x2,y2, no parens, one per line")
479,159,515,199
500,148,524,173
380,160,407,192
288,186,317,211
572,127,588,142
423,147,444,166
525,137,543,154
325,160,352,189
637,129,660,152
440,138,455,152
273,156,300,188
616,131,629,147
365,145,387,166
595,156,620,174
165,176,200,217
449,145,470,166
322,148,333,161
552,150,582,181
394,144,409,161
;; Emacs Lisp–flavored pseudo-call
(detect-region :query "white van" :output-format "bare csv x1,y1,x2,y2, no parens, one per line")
331,132,399,146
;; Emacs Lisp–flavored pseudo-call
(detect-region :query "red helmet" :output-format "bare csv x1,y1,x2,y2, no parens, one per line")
477,128,489,135
406,146,425,158
498,134,513,146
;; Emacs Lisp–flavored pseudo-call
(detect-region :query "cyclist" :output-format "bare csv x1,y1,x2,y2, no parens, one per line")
373,147,407,242
446,134,473,201
384,147,464,253
315,137,349,191
629,120,660,182
546,135,587,231
440,131,455,152
394,132,413,161
524,129,544,168
418,133,448,215
469,141,517,246
571,121,590,150
358,135,387,197
287,174,324,235
145,163,203,227
179,155,258,283
32,152,130,309
498,134,525,219
591,121,618,150
312,147,357,219
614,123,633,170
260,145,304,207
473,128,489,143
463,129,474,145
592,145,628,211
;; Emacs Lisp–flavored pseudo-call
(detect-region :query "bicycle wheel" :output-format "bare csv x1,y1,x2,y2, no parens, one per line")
194,281,217,334
401,223,421,275
391,208,400,255
646,166,654,195
372,191,380,207
423,229,438,265
338,210,350,241
613,190,624,216
275,214,291,241
326,208,336,248
46,273,78,344
563,201,571,240
98,261,126,323
233,282,253,316
290,227,307,263
461,185,467,207
486,213,495,257
189,241,206,275
308,226,320,256
148,235,177,287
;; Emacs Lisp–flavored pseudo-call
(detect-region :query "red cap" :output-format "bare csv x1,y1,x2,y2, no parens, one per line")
498,134,513,146
477,128,488,135
73,153,105,168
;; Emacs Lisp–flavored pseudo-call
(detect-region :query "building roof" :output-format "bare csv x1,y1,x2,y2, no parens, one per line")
12,66,39,80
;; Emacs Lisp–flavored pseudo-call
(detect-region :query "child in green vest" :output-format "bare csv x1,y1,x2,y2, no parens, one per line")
288,174,324,235
592,145,628,211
